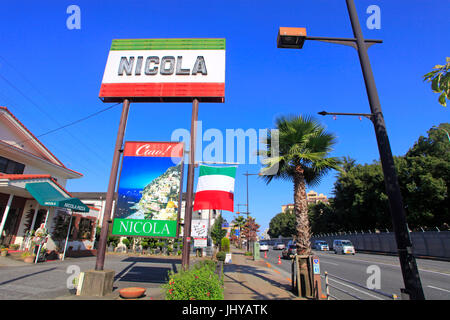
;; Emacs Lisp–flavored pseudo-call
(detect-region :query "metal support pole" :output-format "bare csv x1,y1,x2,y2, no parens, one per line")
345,0,424,300
325,271,330,300
0,194,13,242
95,99,130,271
182,98,199,270
62,211,74,261
35,208,49,264
246,171,249,252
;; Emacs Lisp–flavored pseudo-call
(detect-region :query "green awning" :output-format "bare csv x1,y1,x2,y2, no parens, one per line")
25,182,89,212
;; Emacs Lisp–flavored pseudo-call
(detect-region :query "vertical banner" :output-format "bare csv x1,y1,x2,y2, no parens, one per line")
112,142,184,238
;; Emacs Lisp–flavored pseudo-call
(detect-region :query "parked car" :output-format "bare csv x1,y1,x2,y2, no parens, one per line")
281,244,297,259
314,240,329,251
333,240,355,255
259,241,269,251
273,242,286,250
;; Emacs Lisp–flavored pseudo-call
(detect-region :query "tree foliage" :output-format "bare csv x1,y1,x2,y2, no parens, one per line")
268,211,296,238
259,114,341,255
308,123,450,233
241,217,260,243
423,57,450,107
210,215,227,249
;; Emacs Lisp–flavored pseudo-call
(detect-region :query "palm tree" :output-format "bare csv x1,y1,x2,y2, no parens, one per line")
232,215,246,249
259,115,341,255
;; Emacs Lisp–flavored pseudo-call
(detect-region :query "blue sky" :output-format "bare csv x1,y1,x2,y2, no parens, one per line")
0,1,448,233
118,156,180,190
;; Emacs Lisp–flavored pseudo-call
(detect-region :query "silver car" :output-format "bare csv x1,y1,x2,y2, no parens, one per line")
333,240,355,255
273,242,286,250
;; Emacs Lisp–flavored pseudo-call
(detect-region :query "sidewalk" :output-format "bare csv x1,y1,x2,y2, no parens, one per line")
1,249,301,300
223,247,301,300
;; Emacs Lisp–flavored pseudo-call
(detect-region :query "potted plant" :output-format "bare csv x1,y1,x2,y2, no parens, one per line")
22,251,36,263
1,247,8,257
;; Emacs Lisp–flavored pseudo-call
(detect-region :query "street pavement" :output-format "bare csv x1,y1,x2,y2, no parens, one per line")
264,247,450,300
0,253,182,300
1,247,448,300
0,249,299,300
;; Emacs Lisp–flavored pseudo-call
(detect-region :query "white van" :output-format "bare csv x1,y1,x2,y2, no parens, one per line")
333,240,355,255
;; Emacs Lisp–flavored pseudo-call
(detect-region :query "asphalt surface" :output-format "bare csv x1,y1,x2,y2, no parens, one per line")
0,254,181,300
263,247,450,300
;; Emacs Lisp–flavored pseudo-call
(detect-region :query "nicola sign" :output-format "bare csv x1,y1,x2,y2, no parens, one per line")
99,38,226,103
112,142,184,238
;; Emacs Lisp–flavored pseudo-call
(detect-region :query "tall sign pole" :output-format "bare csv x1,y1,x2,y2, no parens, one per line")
345,0,424,300
182,98,199,270
95,99,130,271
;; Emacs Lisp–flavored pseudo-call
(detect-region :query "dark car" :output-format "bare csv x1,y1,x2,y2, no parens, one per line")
281,244,297,259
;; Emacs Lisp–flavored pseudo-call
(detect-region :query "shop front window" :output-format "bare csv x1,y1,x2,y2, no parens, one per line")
78,218,93,240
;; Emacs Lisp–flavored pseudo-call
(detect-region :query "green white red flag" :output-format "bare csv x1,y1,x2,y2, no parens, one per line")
193,165,237,212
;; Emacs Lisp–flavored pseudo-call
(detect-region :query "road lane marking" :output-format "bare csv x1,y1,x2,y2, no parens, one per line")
321,261,339,266
427,285,450,293
316,252,450,276
328,278,384,300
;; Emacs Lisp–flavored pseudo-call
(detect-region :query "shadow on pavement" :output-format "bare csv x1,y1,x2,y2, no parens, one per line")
117,266,172,283
0,267,58,286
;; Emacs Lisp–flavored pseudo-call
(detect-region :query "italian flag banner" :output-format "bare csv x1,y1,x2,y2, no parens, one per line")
193,165,237,212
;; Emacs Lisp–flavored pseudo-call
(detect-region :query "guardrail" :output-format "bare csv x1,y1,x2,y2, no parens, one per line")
323,271,399,300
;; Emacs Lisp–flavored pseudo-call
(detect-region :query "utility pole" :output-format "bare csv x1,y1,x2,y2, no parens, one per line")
345,0,424,300
242,171,258,252
181,98,199,270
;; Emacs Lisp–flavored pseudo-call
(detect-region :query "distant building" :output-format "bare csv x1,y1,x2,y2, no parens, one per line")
281,190,329,212
306,190,329,205
281,204,294,213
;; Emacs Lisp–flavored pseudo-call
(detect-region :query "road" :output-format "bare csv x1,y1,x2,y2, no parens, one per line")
262,247,450,300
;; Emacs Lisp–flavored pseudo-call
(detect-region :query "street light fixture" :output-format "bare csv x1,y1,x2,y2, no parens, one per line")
277,0,425,300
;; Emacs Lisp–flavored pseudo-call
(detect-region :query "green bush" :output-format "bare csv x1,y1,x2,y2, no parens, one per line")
244,251,252,256
221,238,230,253
216,251,226,261
162,261,223,300
9,244,20,250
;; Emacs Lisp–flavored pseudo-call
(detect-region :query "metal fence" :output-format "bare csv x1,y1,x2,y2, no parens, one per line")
323,272,399,300
264,230,450,260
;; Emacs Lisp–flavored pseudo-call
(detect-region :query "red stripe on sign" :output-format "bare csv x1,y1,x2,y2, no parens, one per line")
193,190,234,212
123,142,183,157
99,83,224,98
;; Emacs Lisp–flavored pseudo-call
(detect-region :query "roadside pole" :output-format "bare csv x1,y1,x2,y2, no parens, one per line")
182,98,199,270
345,0,424,299
95,99,130,271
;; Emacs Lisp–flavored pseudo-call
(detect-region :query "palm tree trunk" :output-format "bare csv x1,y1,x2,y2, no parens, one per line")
294,170,311,255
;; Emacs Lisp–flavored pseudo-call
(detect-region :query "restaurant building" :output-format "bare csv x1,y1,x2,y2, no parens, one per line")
0,107,96,254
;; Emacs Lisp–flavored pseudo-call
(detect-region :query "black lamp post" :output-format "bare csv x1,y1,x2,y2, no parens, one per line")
277,0,425,300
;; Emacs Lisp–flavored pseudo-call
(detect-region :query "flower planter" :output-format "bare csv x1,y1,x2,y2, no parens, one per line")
119,287,146,299
24,256,35,263
1,250,8,257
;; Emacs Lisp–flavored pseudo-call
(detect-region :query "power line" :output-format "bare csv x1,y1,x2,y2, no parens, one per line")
0,102,121,155
0,59,113,165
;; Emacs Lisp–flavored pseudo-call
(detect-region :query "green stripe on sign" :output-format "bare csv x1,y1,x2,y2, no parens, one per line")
112,218,177,238
111,39,226,50
199,165,237,178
